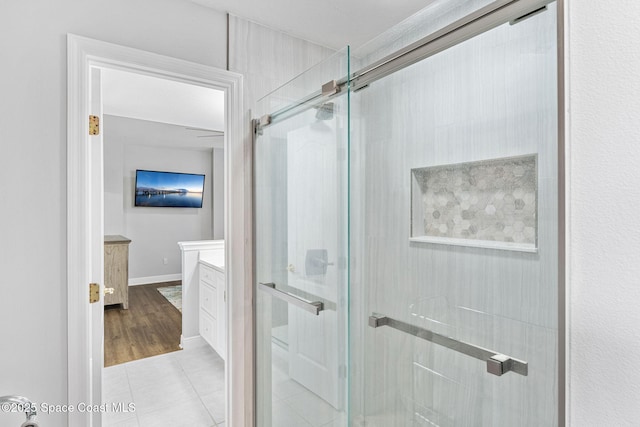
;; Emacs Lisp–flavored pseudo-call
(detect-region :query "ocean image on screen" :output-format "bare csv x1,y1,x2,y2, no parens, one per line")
135,170,205,208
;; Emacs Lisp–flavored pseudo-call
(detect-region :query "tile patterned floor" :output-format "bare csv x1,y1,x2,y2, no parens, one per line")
103,342,225,427
103,338,343,427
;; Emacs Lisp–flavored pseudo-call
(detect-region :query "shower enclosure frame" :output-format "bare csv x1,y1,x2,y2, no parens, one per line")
250,0,567,424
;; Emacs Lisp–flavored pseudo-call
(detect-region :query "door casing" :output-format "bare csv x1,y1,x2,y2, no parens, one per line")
66,34,250,426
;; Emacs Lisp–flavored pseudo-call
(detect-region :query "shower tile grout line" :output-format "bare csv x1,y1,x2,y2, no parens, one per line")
123,363,140,426
178,351,222,426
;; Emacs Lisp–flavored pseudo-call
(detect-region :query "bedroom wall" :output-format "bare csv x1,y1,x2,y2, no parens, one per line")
104,115,215,283
213,147,225,239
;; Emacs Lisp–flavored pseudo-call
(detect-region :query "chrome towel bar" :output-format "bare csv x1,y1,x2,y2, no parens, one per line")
369,313,528,377
259,282,324,315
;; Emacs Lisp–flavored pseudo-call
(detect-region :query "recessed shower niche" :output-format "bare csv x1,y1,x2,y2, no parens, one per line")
410,154,538,252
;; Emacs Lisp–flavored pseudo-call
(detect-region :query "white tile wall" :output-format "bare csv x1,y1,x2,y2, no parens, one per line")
236,17,351,426
228,16,334,118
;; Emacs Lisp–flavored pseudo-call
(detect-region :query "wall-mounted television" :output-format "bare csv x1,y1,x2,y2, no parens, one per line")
134,169,205,208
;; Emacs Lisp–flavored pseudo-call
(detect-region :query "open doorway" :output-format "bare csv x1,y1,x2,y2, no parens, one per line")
99,68,227,426
67,34,246,427
99,68,225,368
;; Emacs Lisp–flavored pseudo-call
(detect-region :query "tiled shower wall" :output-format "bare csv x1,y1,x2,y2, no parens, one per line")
350,3,558,426
228,14,334,283
228,14,335,347
228,15,334,113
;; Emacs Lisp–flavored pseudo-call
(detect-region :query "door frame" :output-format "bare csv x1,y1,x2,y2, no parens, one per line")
67,34,252,426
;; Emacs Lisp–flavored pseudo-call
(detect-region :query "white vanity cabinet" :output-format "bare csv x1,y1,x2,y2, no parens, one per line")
199,262,226,359
178,240,225,352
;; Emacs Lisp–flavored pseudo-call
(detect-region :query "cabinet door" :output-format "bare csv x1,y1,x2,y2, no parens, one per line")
199,265,226,359
200,264,215,285
201,282,217,317
200,311,217,349
215,271,226,360
104,243,128,308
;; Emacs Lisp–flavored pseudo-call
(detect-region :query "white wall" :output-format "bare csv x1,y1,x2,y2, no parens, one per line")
0,1,226,425
213,147,225,239
567,1,640,425
104,115,215,282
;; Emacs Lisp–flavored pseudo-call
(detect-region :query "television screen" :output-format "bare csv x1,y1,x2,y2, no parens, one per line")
134,170,205,208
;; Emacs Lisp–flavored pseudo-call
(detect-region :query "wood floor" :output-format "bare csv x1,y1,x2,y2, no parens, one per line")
104,281,182,367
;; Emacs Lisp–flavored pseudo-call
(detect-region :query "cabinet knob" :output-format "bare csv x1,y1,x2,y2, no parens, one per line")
104,287,115,295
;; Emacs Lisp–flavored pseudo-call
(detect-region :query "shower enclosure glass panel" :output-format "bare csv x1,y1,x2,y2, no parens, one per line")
254,48,350,427
349,3,558,426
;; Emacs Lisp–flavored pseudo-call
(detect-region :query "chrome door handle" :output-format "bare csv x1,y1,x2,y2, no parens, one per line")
369,313,528,377
259,282,324,315
0,395,38,426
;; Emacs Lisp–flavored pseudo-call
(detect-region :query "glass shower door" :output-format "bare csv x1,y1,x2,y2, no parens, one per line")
254,48,350,427
349,2,559,426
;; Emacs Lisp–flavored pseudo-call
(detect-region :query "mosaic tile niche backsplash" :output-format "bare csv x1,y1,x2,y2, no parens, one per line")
411,155,537,251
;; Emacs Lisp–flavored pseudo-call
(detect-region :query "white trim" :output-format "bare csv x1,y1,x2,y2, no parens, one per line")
67,34,246,427
409,236,538,253
178,239,225,252
128,274,182,286
67,34,92,426
180,334,208,350
560,0,570,424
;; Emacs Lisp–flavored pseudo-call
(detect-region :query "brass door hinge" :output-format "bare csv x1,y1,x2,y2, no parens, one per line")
89,115,100,135
90,283,100,303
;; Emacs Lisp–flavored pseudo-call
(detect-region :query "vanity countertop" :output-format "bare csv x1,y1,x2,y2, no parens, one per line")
199,252,224,273
104,235,131,244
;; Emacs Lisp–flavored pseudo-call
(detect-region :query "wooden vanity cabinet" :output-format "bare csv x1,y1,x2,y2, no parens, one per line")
104,235,131,309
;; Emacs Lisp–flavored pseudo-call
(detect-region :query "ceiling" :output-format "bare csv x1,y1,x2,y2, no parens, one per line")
191,0,434,49
102,68,225,133
100,0,436,144
104,114,224,150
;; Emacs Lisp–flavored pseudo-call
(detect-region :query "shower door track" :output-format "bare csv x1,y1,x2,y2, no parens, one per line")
253,0,554,132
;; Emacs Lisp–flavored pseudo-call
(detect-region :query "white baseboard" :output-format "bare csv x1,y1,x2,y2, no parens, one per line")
128,274,182,286
180,335,207,350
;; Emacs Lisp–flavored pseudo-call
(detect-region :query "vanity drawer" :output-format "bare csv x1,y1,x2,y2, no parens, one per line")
200,281,217,317
200,264,215,285
197,258,225,360
200,310,217,348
